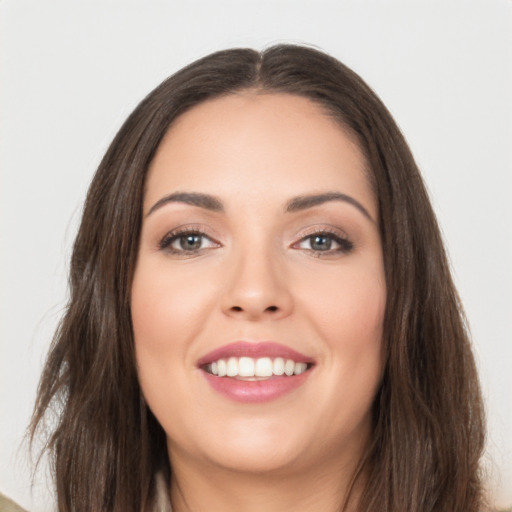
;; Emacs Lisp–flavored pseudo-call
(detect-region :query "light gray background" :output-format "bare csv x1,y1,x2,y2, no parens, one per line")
1,1,511,510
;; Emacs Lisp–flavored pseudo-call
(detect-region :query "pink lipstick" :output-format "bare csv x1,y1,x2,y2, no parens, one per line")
198,342,315,403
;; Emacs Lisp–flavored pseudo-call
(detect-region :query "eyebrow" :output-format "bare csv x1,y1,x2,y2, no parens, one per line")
146,192,224,216
285,192,374,222
146,190,374,222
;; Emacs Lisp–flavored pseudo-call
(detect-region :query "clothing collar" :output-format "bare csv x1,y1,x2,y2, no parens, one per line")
154,471,172,512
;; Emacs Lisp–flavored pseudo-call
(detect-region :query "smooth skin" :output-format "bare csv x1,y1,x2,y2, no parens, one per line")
131,93,386,512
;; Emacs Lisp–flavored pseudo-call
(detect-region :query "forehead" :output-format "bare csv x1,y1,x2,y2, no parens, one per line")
145,92,375,217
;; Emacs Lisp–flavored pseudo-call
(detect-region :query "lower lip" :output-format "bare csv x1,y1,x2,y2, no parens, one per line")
201,370,311,403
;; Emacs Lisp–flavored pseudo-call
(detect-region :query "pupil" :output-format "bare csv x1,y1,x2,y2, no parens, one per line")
181,234,201,250
311,235,331,251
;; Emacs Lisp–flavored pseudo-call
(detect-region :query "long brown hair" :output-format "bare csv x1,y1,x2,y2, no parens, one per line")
31,44,486,511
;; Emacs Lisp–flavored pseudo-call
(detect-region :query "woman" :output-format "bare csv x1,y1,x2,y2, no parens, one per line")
30,44,486,511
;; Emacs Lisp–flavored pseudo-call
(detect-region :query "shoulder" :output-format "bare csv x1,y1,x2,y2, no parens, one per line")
0,493,28,512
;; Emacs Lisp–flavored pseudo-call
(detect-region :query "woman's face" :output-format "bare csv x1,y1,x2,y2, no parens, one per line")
131,93,386,477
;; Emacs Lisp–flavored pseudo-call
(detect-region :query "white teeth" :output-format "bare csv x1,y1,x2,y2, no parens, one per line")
238,357,255,377
284,359,295,376
217,359,227,377
273,357,285,375
226,357,238,377
294,362,307,375
206,357,310,378
255,357,273,377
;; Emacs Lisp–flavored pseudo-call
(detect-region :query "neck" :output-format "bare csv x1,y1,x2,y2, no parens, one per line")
168,445,366,512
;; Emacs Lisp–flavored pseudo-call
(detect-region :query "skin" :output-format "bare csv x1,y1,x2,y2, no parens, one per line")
131,93,386,512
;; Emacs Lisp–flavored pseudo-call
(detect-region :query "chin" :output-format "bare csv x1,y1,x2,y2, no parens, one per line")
165,414,314,475
166,410,371,478
189,444,307,476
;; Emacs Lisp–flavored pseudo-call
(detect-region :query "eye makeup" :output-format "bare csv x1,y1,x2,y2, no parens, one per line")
291,225,354,258
156,222,354,260
158,225,221,256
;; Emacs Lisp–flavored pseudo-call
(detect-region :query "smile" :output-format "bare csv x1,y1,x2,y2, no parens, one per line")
204,357,310,379
198,342,315,403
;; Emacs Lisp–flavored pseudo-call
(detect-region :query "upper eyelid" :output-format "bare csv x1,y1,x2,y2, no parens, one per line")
293,224,350,240
159,223,219,239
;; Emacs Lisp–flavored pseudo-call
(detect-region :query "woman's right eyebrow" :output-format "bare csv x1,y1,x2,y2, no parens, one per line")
146,192,224,217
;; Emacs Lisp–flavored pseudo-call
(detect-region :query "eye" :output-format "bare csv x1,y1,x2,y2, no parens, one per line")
294,231,353,255
159,229,219,254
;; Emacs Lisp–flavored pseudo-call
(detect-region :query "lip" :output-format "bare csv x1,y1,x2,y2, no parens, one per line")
197,341,314,367
197,341,315,404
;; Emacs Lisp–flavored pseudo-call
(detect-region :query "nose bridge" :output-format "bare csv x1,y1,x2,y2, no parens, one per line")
221,237,292,320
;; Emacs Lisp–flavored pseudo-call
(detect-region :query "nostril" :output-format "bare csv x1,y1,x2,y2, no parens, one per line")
226,304,282,315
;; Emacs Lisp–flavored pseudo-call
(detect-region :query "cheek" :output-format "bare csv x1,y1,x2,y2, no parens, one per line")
297,259,386,398
130,263,211,407
130,263,211,432
131,263,215,356
300,259,386,346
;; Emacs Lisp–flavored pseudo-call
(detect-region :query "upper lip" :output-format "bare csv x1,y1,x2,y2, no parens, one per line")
197,341,314,367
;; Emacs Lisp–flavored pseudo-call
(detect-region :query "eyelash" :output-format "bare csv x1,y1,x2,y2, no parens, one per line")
158,227,354,257
158,226,220,255
292,228,354,257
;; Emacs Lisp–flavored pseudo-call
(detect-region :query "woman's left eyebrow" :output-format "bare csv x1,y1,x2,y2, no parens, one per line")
285,192,374,223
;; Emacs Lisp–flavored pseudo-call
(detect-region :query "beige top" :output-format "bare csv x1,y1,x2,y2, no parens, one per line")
3,486,510,511
0,493,28,512
154,471,173,512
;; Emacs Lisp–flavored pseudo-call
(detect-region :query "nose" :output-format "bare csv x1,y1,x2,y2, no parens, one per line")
220,247,293,321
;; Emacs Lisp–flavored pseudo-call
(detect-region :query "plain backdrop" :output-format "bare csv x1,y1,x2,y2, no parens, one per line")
1,1,511,510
